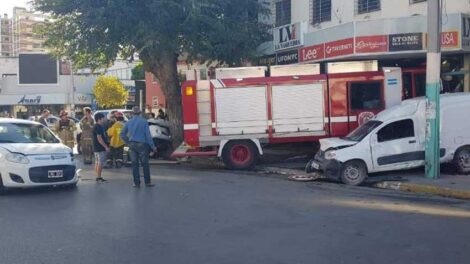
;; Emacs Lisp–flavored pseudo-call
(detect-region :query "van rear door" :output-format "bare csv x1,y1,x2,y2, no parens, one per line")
370,119,423,171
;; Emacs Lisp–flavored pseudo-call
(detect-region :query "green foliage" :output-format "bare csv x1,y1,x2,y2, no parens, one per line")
33,0,271,69
131,63,145,80
93,76,128,109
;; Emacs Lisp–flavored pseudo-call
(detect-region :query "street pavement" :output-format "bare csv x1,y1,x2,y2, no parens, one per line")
0,162,469,264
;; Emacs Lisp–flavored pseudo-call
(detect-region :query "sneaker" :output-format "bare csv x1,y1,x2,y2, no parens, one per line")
145,183,155,187
96,177,107,183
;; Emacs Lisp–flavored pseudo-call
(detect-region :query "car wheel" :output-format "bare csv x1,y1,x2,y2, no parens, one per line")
454,146,470,174
340,160,367,186
222,141,258,170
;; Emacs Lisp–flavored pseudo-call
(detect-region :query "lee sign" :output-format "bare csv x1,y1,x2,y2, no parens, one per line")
273,22,306,51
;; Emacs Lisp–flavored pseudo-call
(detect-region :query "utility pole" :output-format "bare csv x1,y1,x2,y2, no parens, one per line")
425,0,441,179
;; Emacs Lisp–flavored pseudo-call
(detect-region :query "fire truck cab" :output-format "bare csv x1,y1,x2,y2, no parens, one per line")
176,62,404,170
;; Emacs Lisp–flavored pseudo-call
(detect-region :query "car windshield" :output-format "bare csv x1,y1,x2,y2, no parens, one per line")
343,120,383,142
0,123,60,144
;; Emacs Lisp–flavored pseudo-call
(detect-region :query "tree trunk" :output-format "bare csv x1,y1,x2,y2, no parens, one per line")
142,50,183,148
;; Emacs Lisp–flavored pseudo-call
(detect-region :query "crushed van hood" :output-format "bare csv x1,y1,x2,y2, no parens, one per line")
319,138,357,151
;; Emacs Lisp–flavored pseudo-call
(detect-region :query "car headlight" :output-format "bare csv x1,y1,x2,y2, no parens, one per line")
324,150,337,160
6,153,30,164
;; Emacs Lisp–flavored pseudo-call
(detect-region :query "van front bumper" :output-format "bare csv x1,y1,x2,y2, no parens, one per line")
306,151,342,180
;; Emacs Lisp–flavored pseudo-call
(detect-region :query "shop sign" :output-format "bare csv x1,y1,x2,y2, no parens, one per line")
355,35,388,53
441,31,459,49
74,93,93,105
299,44,325,62
462,16,470,50
273,22,306,51
325,38,354,58
389,33,423,52
18,95,41,105
258,55,277,66
276,49,299,65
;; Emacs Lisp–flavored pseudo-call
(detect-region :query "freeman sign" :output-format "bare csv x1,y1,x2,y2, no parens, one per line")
18,95,41,105
273,22,305,51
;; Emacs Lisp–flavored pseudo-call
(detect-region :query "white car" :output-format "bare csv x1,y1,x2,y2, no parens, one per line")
0,119,78,193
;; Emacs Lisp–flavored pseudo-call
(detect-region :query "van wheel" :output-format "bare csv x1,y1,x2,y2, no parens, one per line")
340,160,367,186
454,146,470,174
222,141,258,170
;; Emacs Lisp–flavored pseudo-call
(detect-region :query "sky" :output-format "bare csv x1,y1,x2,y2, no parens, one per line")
0,0,31,17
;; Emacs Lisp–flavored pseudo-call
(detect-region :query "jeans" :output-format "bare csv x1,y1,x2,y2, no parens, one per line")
110,146,124,166
128,142,151,185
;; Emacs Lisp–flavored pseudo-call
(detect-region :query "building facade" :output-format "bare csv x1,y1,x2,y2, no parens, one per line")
260,0,470,94
12,7,47,56
0,14,13,57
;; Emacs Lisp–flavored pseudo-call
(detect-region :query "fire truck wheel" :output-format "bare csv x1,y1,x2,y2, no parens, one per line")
454,146,470,174
340,160,367,186
222,141,258,170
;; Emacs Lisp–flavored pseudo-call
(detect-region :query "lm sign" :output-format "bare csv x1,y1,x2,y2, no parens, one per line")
273,22,306,51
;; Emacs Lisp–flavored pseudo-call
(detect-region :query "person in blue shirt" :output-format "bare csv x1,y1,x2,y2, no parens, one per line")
120,106,156,188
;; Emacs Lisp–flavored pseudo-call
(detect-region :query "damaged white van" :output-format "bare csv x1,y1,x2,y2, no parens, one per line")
306,93,470,185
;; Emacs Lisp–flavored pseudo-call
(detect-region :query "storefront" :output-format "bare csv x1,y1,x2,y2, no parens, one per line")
0,93,69,119
259,13,470,93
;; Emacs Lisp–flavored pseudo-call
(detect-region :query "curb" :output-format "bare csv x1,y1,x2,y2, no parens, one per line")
374,181,470,200
256,166,303,176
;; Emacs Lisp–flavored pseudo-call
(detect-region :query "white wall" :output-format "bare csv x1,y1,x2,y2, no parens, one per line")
284,0,470,32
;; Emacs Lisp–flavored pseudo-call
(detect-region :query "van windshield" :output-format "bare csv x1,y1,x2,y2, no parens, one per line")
343,120,383,142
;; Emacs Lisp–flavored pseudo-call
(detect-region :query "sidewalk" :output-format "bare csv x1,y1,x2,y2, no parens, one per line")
373,172,470,200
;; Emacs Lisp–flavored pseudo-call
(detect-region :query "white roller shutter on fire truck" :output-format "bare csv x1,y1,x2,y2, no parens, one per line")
215,86,268,135
271,83,325,134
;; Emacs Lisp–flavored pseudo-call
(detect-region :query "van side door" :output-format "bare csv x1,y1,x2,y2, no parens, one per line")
370,119,421,171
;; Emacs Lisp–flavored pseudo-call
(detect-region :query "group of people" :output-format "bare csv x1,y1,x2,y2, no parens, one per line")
39,106,159,188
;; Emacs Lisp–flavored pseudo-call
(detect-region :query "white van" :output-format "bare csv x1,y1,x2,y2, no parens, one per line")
306,93,470,185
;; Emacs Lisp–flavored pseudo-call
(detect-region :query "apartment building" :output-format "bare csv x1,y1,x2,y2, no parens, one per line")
12,7,47,56
0,14,12,57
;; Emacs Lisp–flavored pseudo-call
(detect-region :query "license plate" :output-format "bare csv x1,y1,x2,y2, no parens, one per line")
311,162,320,170
48,170,63,178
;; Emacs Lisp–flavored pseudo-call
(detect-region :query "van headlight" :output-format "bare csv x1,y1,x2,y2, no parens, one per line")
6,153,30,164
324,150,337,160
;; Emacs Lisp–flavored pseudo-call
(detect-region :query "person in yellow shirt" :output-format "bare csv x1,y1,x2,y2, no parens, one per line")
107,112,126,168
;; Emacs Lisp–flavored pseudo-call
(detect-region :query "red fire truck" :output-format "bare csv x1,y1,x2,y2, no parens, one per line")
174,62,404,169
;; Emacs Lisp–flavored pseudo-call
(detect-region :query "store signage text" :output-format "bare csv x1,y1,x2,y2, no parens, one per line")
299,44,325,62
276,50,299,65
355,35,388,53
258,55,277,66
389,33,423,51
18,95,41,105
325,38,354,58
441,31,459,49
273,22,305,51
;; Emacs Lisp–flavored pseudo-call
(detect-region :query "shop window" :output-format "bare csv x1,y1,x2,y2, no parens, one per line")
275,0,291,27
377,119,415,143
349,82,383,110
356,0,381,15
312,0,331,24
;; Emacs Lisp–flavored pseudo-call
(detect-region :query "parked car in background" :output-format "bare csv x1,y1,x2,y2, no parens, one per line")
0,118,78,193
37,115,82,153
306,93,470,186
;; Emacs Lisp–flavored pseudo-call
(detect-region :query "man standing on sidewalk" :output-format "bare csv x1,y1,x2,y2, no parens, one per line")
120,106,156,188
93,113,109,183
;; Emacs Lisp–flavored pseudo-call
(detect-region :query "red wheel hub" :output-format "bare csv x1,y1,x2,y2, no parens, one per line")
230,144,252,165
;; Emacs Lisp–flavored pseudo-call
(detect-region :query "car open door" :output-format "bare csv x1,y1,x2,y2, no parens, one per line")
370,119,423,171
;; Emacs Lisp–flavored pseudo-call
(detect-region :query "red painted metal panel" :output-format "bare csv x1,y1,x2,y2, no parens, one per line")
181,81,200,147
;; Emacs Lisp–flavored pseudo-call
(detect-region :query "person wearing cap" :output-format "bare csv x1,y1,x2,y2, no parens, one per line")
80,107,95,164
120,106,156,188
107,112,126,168
54,110,76,149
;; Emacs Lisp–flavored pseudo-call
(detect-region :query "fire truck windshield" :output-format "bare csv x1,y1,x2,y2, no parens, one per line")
343,120,383,142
